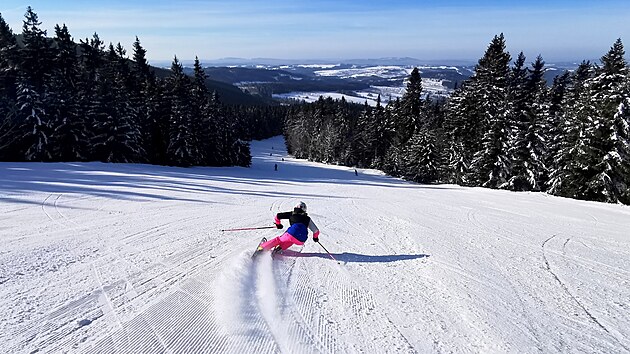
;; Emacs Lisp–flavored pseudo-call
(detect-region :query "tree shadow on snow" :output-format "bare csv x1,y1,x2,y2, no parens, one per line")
280,250,429,263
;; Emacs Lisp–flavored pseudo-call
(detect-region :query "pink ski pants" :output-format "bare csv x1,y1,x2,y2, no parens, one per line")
261,232,304,250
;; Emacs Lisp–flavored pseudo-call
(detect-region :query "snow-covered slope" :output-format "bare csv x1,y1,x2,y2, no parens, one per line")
1,137,629,353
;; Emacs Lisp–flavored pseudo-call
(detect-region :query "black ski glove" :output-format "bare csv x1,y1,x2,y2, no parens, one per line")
275,223,283,229
313,237,319,243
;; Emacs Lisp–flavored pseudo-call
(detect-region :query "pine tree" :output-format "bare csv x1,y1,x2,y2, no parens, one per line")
0,13,19,159
217,103,251,167
79,33,104,83
403,128,440,183
49,24,87,161
326,96,351,163
580,39,630,203
443,34,511,186
545,71,571,178
372,96,390,168
17,79,50,161
19,7,52,92
467,34,512,187
192,56,214,165
166,56,197,166
75,33,105,160
0,13,18,102
505,55,549,191
611,98,630,204
444,141,469,184
395,67,424,146
91,43,144,163
131,36,163,164
132,36,152,80
348,102,372,167
503,52,528,188
547,61,595,198
443,85,473,183
525,55,551,189
17,7,53,161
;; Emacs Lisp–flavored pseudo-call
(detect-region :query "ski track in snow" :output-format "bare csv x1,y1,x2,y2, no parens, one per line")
2,137,630,353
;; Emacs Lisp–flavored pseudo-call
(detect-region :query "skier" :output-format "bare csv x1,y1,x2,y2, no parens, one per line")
257,201,320,253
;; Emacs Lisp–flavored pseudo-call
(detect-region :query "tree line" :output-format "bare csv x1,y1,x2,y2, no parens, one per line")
0,7,283,167
284,34,630,205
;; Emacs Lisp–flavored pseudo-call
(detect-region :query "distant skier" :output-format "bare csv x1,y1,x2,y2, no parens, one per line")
274,163,278,171
258,201,320,252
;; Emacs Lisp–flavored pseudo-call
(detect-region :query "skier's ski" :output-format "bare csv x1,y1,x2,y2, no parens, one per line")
251,237,267,258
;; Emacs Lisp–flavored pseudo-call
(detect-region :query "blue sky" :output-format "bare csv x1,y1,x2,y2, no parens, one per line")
1,0,629,63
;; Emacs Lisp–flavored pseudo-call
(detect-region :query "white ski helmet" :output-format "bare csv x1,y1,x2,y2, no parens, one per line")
294,201,307,213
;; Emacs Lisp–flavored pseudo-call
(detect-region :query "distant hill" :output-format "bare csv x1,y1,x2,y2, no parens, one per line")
152,66,270,106
193,61,578,105
195,66,369,96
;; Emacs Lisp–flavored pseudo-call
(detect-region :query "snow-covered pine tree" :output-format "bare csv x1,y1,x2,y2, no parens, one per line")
505,55,549,191
444,141,469,185
544,71,571,181
403,127,440,183
503,52,528,188
218,103,250,167
283,104,307,159
113,42,144,162
348,102,373,167
79,33,104,84
328,96,351,164
18,7,53,161
443,84,473,183
372,96,390,169
19,7,52,92
526,56,551,189
384,69,426,176
0,12,18,104
91,43,144,163
49,24,87,161
129,37,152,156
0,13,19,159
547,61,595,198
192,56,219,166
612,97,630,204
580,39,630,203
16,77,50,161
468,34,512,188
351,96,388,169
130,37,167,165
165,56,198,166
76,33,105,160
394,67,424,147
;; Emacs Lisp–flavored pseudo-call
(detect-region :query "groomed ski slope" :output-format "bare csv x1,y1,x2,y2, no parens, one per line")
1,136,629,354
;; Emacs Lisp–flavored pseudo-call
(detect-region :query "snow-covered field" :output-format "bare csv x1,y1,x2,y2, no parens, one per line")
273,78,450,107
2,136,629,353
273,91,381,106
313,66,414,79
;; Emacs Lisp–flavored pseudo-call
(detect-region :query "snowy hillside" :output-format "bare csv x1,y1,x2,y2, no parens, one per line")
1,137,629,353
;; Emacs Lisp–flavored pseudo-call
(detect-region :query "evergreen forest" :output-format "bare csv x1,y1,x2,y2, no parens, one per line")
0,8,283,168
283,34,630,205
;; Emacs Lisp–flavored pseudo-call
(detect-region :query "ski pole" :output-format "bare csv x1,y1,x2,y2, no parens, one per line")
317,242,339,264
221,226,276,232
